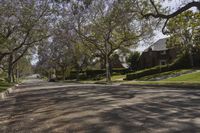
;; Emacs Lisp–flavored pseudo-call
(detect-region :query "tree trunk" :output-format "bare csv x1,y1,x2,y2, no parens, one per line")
0,55,4,63
105,55,111,83
76,66,81,81
109,58,112,75
189,48,194,67
48,69,52,80
62,68,66,81
8,54,13,83
16,63,19,82
12,68,15,83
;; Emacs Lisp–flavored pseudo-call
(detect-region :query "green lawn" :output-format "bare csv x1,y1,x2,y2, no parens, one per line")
137,69,193,81
163,71,200,82
0,81,13,92
122,80,200,87
111,75,126,81
123,71,200,86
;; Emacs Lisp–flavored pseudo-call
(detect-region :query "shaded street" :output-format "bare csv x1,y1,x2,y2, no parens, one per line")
0,79,200,133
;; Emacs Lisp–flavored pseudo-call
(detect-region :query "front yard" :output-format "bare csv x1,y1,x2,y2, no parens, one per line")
123,70,200,86
163,71,200,82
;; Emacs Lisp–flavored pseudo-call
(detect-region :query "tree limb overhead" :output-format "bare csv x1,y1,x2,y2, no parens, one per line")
143,1,200,19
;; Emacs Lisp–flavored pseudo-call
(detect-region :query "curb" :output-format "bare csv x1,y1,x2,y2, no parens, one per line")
0,84,19,100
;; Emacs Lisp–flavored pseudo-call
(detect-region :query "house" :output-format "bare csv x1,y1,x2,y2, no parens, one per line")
137,38,178,69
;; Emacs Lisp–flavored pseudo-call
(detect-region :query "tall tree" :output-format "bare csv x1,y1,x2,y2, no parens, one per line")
140,0,200,34
0,0,51,82
72,0,156,82
166,11,200,67
52,19,92,80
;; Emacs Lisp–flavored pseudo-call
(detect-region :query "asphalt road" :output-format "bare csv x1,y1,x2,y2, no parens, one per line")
0,78,200,133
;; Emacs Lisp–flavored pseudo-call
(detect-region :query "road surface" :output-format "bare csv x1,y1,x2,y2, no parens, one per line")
0,78,200,133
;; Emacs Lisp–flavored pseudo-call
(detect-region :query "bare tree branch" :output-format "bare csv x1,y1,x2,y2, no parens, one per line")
142,1,200,34
143,1,200,19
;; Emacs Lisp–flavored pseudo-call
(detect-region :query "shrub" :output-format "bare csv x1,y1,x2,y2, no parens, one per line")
112,68,130,74
86,68,130,78
126,65,172,80
78,73,87,80
171,52,191,69
86,69,106,78
125,52,193,80
65,71,77,80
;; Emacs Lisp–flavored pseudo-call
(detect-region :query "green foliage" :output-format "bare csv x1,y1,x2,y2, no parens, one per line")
86,68,130,79
0,71,7,81
112,68,130,74
63,68,130,80
126,65,171,80
138,69,192,81
86,69,106,78
166,11,200,51
0,81,13,92
171,52,191,69
65,71,79,80
78,73,88,80
17,57,33,77
126,52,192,80
126,51,140,69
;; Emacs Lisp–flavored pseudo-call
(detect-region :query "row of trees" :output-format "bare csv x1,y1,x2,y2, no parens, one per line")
36,0,159,82
0,0,53,82
0,0,199,82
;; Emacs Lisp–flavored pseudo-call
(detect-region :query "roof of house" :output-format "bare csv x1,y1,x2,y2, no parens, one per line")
144,38,168,52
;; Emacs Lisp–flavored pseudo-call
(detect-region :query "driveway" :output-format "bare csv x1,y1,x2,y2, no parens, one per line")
0,79,200,133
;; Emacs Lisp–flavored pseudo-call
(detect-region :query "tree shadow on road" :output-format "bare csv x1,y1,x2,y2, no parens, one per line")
0,83,200,133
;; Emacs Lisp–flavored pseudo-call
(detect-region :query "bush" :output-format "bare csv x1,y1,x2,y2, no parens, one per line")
86,69,106,78
126,65,172,80
112,68,130,74
78,73,87,80
171,52,191,69
125,52,193,80
85,68,130,79
66,71,77,80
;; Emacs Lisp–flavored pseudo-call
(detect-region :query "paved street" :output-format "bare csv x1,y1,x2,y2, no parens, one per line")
1,79,200,133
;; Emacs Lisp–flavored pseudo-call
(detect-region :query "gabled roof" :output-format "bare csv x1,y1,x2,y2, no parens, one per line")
144,38,168,52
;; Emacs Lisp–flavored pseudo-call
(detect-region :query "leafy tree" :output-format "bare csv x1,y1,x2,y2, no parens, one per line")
141,0,200,34
52,19,92,80
166,11,200,67
72,0,156,82
0,0,51,82
14,57,33,81
126,51,141,70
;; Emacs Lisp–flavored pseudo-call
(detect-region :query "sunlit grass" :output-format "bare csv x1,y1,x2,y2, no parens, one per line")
137,69,193,81
123,80,200,86
163,71,200,82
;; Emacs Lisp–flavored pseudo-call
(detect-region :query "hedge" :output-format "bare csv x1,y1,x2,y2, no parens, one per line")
56,68,130,80
86,69,106,78
112,68,130,74
125,53,191,80
63,68,130,80
126,65,172,80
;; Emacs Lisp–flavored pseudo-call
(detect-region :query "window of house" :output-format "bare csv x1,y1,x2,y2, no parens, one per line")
160,60,166,65
160,50,166,55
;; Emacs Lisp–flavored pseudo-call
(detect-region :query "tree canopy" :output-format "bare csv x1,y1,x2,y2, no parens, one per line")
0,0,199,83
